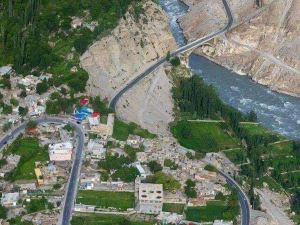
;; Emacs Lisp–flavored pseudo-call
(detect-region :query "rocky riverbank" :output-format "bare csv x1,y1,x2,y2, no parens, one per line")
179,0,300,97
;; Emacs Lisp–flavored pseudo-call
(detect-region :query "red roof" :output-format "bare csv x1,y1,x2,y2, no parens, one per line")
91,112,100,117
80,98,89,105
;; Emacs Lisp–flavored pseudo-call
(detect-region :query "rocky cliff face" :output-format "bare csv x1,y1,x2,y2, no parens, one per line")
80,1,177,134
180,0,300,97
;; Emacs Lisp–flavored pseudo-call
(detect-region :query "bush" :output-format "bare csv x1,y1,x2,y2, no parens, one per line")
185,179,197,198
147,160,163,173
18,106,28,116
36,81,49,95
146,172,181,191
170,57,180,67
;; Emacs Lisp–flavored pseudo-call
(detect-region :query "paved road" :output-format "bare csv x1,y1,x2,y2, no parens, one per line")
109,0,233,109
107,0,250,224
219,170,250,225
0,117,85,225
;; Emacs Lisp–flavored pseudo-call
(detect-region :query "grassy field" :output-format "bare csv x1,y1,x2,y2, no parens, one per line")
241,123,285,141
113,120,156,141
76,191,134,210
5,137,49,181
25,198,54,213
171,121,240,153
266,141,294,157
71,214,154,225
185,201,227,222
162,203,185,214
224,148,248,165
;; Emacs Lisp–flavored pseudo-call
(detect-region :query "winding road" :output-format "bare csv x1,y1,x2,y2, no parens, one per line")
109,0,233,109
0,0,250,224
108,0,250,225
0,117,85,225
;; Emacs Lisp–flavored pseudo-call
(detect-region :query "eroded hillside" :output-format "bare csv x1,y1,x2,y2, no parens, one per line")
180,0,300,96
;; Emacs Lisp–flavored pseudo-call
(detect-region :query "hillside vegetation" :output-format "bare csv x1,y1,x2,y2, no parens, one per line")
0,0,142,92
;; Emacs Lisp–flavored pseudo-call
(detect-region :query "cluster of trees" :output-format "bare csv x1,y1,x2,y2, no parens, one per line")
98,153,140,182
147,160,163,173
291,190,300,214
164,159,178,170
184,179,197,198
90,96,113,116
0,0,141,93
124,144,143,162
145,171,181,192
46,92,77,115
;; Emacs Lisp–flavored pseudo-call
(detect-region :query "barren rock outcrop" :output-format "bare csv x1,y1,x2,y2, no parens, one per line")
80,1,177,134
180,0,300,96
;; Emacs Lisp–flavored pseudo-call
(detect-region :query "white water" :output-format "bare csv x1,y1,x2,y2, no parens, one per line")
161,0,300,140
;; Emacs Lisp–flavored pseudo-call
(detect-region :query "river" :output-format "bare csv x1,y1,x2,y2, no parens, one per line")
160,0,300,140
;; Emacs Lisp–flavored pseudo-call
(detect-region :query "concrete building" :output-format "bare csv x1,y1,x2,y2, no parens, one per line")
49,142,73,161
87,140,106,160
90,113,114,137
88,112,100,126
135,177,163,214
1,192,20,207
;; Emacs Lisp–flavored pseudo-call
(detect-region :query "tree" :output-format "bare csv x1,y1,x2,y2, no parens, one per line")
73,32,92,54
2,122,12,132
10,98,19,106
26,120,37,129
18,106,28,116
204,164,217,172
184,179,197,198
170,56,180,67
36,81,49,95
19,89,27,98
112,166,139,182
147,160,163,173
166,51,171,61
0,205,7,219
248,110,257,122
291,190,300,213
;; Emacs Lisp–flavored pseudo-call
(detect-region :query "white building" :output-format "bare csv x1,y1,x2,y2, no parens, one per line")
135,177,163,214
49,142,73,161
135,163,147,179
1,192,20,207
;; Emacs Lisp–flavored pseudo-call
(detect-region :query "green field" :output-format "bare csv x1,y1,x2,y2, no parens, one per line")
240,123,284,141
5,137,49,181
185,193,239,223
224,148,248,165
25,198,54,213
171,121,240,153
185,201,227,222
76,191,134,210
163,203,185,214
113,120,156,141
266,141,294,158
71,214,154,225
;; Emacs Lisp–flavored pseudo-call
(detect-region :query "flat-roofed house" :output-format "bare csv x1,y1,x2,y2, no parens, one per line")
49,142,73,161
135,177,163,214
